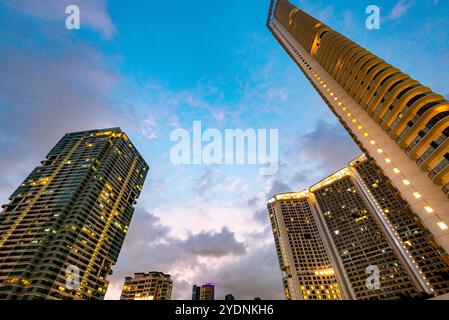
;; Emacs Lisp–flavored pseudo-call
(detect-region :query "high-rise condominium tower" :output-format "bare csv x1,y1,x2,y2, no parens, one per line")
0,128,148,300
267,0,449,255
349,155,449,296
192,282,215,300
192,285,201,300
267,191,347,300
268,156,449,300
311,168,420,300
200,282,215,301
120,272,173,300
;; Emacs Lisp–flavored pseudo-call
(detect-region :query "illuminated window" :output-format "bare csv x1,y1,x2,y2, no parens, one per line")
413,192,422,199
370,140,376,145
424,206,434,213
437,222,448,230
402,179,411,186
377,148,383,154
393,168,400,174
385,158,391,163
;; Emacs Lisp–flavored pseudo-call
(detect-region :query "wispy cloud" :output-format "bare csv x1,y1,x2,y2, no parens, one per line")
387,0,413,21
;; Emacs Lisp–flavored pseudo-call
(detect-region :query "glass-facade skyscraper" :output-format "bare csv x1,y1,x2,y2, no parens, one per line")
0,128,148,300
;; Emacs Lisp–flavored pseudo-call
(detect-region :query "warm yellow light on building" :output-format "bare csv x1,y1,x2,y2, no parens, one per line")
413,192,422,199
402,179,411,186
437,222,448,230
424,206,434,213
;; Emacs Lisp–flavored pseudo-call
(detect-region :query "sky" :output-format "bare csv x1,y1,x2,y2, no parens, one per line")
0,0,448,300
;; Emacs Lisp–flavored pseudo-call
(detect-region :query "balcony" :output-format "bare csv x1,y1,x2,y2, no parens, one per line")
443,183,449,195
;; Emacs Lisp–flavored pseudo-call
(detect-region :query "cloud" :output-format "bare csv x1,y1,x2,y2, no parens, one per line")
200,244,284,300
295,119,361,177
0,6,121,202
387,0,413,21
290,172,308,186
105,209,247,300
342,10,355,29
182,228,246,257
267,179,292,198
2,0,115,38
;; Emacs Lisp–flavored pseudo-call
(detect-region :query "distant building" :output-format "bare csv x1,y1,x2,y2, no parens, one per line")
225,294,235,300
120,272,173,300
192,283,215,300
200,282,215,300
192,285,201,300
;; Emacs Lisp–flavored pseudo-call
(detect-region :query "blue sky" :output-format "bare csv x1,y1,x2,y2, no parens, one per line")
0,0,448,300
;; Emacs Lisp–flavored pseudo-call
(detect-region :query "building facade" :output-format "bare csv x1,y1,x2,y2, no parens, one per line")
225,294,235,300
0,128,148,300
267,0,449,256
200,282,215,301
192,282,215,300
268,156,449,299
192,285,201,300
311,168,420,300
267,191,347,300
120,272,173,300
350,155,449,296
